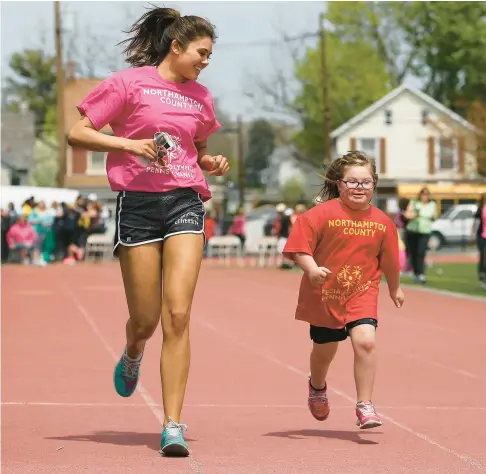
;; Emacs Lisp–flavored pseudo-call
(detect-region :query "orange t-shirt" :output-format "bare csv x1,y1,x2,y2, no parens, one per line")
205,217,216,241
283,199,399,328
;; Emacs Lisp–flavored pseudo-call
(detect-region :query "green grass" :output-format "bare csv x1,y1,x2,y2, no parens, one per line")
400,263,486,298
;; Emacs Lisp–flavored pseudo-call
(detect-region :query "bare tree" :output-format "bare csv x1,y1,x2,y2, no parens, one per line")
242,30,316,124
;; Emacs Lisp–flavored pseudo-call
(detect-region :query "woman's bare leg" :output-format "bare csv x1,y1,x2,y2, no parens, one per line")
114,243,163,398
160,233,204,425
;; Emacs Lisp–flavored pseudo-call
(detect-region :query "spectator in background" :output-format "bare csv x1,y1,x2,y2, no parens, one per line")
228,207,246,248
278,207,294,269
22,197,35,216
473,193,486,288
48,201,59,218
97,200,111,228
28,200,54,264
1,209,11,262
205,211,217,242
7,202,18,221
404,187,437,284
396,197,412,274
86,200,106,236
271,203,286,238
58,203,83,264
6,214,44,266
203,211,217,257
291,203,307,225
74,195,86,212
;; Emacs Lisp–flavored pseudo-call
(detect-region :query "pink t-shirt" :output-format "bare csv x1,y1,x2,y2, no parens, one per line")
77,66,221,201
231,215,246,235
6,223,36,246
482,206,486,239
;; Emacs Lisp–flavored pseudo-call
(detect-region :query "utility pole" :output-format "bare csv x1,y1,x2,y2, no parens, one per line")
319,12,331,166
55,1,66,188
236,114,245,209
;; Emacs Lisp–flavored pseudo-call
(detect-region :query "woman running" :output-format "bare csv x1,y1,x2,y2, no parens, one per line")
283,151,404,429
68,7,229,456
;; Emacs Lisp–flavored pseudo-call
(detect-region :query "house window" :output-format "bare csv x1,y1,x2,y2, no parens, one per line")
358,138,380,173
87,151,107,175
385,109,392,125
421,110,428,126
437,138,456,170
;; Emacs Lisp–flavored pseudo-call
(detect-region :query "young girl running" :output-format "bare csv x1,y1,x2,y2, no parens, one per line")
283,151,404,429
68,7,229,456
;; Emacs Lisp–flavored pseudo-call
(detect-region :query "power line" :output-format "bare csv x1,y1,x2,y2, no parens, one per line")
215,31,319,49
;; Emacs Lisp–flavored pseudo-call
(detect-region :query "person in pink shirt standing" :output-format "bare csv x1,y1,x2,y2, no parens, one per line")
228,207,246,247
68,7,229,456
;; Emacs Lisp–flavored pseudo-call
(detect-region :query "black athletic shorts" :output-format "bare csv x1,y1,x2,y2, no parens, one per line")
113,188,206,256
310,318,378,344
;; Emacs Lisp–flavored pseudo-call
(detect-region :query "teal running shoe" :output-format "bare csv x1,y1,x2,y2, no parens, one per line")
159,417,189,457
113,348,143,398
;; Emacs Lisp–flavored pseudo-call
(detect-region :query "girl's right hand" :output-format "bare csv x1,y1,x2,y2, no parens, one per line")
307,266,332,286
123,139,160,161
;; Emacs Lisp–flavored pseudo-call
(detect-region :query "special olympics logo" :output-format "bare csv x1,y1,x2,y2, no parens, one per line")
337,265,363,292
138,134,183,171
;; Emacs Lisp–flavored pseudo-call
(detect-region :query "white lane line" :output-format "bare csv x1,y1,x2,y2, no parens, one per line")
196,318,486,472
2,401,485,411
65,287,203,473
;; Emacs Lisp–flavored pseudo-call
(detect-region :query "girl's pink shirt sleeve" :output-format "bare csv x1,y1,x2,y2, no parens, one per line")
195,96,221,142
77,73,127,131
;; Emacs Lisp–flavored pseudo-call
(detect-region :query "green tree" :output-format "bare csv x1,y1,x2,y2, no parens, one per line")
282,176,306,205
326,1,416,87
29,138,59,187
467,101,486,176
398,2,486,111
43,105,58,138
5,49,57,137
326,1,486,112
244,119,276,187
292,34,391,165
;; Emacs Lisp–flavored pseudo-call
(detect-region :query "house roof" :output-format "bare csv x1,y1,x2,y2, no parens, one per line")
64,78,112,134
330,84,478,139
1,109,36,171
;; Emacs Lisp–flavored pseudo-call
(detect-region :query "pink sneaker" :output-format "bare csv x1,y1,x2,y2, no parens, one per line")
308,377,330,421
356,401,382,429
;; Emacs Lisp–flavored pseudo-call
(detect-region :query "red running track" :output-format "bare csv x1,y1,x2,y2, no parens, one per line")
2,261,486,473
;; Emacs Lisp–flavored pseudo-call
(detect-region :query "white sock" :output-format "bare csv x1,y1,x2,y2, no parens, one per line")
123,347,143,362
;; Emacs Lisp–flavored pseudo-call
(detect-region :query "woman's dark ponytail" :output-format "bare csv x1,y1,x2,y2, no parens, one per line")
119,6,217,68
119,8,180,67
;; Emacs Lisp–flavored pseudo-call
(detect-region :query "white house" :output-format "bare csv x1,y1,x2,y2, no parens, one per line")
1,162,13,186
331,84,480,182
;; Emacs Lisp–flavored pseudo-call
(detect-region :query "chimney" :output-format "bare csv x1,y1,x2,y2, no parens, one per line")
65,59,76,81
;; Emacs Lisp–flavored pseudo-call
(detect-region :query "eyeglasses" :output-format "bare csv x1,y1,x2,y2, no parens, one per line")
339,180,375,190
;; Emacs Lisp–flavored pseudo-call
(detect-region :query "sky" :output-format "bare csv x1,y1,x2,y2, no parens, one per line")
1,0,325,122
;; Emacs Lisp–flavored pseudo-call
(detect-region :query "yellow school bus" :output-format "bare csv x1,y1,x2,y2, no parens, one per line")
397,181,486,215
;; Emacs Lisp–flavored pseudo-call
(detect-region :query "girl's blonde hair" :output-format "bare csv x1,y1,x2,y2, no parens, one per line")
317,151,378,202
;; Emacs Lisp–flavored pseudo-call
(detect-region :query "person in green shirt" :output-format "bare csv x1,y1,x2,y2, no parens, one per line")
404,187,437,283
27,201,54,265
